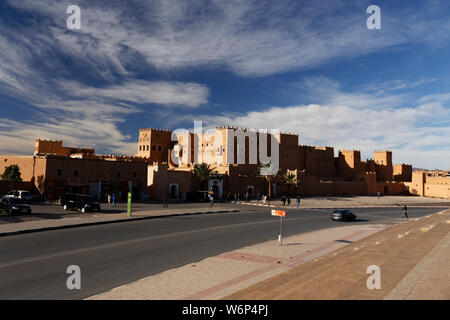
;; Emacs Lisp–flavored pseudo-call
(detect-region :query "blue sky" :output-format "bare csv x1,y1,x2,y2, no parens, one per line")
0,0,449,169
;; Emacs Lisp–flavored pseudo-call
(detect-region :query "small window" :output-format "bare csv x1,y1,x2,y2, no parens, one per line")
57,169,63,176
158,145,162,152
117,171,121,178
133,172,137,178
139,145,142,151
73,169,78,177
152,145,156,151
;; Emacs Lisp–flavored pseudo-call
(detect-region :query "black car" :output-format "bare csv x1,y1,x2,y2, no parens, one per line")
61,193,101,213
331,209,356,221
0,196,32,216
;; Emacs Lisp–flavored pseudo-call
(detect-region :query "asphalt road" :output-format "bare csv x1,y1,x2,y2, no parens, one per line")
0,205,442,299
0,201,232,224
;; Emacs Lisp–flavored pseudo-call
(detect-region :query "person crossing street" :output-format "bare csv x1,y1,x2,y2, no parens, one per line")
402,204,409,218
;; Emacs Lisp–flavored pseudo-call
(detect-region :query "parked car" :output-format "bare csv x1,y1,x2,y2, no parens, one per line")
331,209,356,222
0,196,32,215
61,193,101,213
4,190,33,203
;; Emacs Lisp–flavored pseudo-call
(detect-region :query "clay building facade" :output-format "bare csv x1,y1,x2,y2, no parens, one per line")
404,170,450,199
139,127,413,200
0,140,147,200
2,127,431,201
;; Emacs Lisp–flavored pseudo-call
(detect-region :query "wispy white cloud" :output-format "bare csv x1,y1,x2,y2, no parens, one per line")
0,117,137,156
6,0,450,77
0,1,211,155
59,80,209,108
299,77,410,110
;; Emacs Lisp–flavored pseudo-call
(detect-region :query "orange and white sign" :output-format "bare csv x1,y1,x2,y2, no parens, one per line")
271,210,286,217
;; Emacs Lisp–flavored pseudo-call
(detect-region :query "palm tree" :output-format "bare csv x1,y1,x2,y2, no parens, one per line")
280,171,298,196
257,162,280,200
193,163,221,190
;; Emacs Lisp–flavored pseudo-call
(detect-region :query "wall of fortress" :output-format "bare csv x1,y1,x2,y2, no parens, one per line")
404,171,450,199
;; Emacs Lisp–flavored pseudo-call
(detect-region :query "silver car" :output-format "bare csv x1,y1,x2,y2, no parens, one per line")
331,209,357,222
4,190,33,203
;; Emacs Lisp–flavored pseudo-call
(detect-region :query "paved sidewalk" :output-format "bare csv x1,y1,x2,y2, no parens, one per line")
87,223,390,300
0,206,239,237
226,209,450,300
238,195,450,209
384,230,450,300
88,209,449,300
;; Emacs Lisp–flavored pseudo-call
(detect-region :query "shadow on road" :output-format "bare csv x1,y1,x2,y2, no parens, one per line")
334,239,353,244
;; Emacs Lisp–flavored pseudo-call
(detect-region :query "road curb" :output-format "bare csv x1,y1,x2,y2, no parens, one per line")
0,209,240,238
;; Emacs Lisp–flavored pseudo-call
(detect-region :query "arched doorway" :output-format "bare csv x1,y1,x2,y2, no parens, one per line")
170,184,178,199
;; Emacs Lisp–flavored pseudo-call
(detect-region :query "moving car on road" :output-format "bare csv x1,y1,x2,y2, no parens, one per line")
4,190,33,203
0,196,32,216
331,209,356,222
61,193,101,213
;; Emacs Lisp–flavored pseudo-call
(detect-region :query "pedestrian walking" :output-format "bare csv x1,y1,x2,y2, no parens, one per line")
377,191,381,199
402,204,408,218
296,194,301,208
245,192,249,202
262,194,267,205
281,195,286,206
287,197,291,206
107,193,111,207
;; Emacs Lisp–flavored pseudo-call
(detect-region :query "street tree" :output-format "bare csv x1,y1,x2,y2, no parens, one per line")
1,164,22,188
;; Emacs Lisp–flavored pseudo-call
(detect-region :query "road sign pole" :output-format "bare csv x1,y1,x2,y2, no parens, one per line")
279,216,283,246
272,209,286,245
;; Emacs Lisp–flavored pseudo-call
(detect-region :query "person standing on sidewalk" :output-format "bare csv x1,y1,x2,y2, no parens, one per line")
209,193,214,208
107,193,111,207
296,194,301,208
111,192,116,207
162,195,168,208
